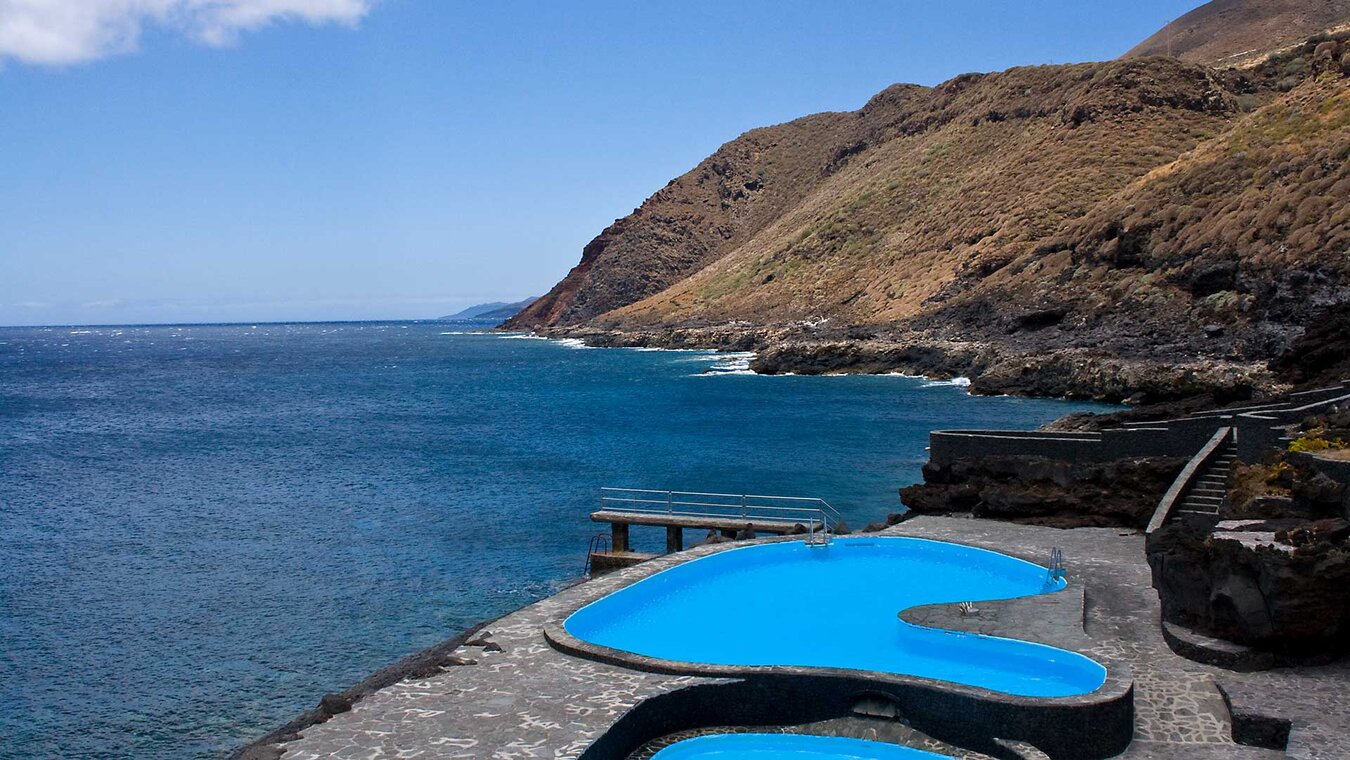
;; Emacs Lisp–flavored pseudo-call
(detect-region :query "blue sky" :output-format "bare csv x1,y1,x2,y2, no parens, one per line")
0,0,1203,326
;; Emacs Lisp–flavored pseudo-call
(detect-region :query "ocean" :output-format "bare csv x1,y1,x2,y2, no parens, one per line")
0,321,1110,758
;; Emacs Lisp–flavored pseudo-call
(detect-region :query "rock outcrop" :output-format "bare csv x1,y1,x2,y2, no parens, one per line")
1147,419,1350,660
1147,518,1350,659
899,455,1186,529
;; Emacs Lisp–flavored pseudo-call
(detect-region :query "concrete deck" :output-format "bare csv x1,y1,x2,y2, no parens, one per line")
275,517,1350,760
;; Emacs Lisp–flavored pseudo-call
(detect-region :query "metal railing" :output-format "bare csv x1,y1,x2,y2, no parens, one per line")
599,487,842,542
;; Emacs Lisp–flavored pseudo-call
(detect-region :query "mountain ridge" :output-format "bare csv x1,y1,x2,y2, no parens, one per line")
507,1,1350,401
441,297,538,322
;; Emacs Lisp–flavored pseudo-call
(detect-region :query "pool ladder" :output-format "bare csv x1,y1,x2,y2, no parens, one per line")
582,532,611,577
1045,547,1065,586
805,517,832,547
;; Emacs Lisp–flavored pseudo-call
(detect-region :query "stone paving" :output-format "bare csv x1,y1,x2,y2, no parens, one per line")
276,517,1350,760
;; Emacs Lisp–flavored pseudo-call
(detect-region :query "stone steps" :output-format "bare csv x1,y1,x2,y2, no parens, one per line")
1173,443,1237,519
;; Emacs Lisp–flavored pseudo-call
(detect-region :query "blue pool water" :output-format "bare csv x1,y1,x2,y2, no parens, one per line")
652,734,950,759
0,322,1110,758
566,537,1107,697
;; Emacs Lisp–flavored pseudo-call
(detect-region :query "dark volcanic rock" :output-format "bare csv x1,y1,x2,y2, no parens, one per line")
1146,520,1350,658
900,455,1186,528
1271,302,1350,387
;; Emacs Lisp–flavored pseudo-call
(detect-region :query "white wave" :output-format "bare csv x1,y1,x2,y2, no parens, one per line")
439,330,484,335
499,333,548,340
921,376,972,388
68,330,94,335
556,338,594,349
701,353,758,376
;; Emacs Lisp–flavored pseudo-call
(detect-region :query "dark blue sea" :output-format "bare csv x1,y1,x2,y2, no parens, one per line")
0,322,1109,758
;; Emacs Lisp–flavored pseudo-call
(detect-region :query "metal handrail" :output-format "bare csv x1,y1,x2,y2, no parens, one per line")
599,488,842,538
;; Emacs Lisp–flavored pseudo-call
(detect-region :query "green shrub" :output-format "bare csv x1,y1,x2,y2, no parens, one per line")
1289,432,1348,453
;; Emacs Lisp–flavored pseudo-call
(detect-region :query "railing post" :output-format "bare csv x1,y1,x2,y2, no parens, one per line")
667,490,673,514
741,494,747,518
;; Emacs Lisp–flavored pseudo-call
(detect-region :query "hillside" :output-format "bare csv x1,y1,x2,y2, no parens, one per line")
509,111,863,326
1125,0,1350,65
507,10,1350,402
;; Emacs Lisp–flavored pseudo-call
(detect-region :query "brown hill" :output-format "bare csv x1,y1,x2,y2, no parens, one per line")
508,109,865,326
508,33,1350,401
1125,0,1350,66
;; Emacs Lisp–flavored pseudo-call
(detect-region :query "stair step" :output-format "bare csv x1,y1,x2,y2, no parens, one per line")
1179,508,1221,515
1186,495,1224,503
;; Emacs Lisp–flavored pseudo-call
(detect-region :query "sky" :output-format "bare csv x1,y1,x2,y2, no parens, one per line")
0,0,1205,326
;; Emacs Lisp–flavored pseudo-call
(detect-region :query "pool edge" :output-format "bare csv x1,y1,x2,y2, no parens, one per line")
543,535,1134,759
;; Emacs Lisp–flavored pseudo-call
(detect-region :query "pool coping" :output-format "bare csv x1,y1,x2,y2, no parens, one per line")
542,534,1135,758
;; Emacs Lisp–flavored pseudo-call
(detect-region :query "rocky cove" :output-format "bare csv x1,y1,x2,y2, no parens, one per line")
536,324,1283,405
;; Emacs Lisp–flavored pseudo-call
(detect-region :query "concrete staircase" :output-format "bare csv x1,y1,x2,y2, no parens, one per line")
1176,440,1237,518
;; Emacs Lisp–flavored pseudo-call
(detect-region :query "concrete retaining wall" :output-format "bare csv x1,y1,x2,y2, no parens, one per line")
930,383,1350,469
929,426,1213,466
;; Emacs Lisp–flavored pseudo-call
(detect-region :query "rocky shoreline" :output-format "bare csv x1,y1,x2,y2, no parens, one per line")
536,324,1281,405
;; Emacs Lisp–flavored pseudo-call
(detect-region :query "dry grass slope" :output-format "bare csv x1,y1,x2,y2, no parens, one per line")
1125,0,1350,65
512,20,1350,376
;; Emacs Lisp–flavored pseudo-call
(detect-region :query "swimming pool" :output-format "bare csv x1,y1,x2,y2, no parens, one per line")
564,537,1106,697
651,733,950,759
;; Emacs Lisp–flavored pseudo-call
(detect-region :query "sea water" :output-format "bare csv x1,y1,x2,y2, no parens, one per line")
0,322,1110,758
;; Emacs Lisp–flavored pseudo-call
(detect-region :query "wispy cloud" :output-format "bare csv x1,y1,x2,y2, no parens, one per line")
0,0,374,66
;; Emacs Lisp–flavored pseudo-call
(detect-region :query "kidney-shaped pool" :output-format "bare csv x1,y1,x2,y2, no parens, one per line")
564,537,1106,697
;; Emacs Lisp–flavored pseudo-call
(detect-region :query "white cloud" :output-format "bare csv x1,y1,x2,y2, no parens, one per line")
0,0,374,65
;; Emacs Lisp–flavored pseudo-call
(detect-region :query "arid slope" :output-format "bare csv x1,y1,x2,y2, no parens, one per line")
507,9,1350,399
1126,0,1350,65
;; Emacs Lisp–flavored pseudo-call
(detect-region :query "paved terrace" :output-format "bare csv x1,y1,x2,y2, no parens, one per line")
275,517,1350,760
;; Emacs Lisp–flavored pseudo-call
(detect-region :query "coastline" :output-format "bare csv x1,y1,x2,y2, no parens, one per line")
531,324,1281,405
